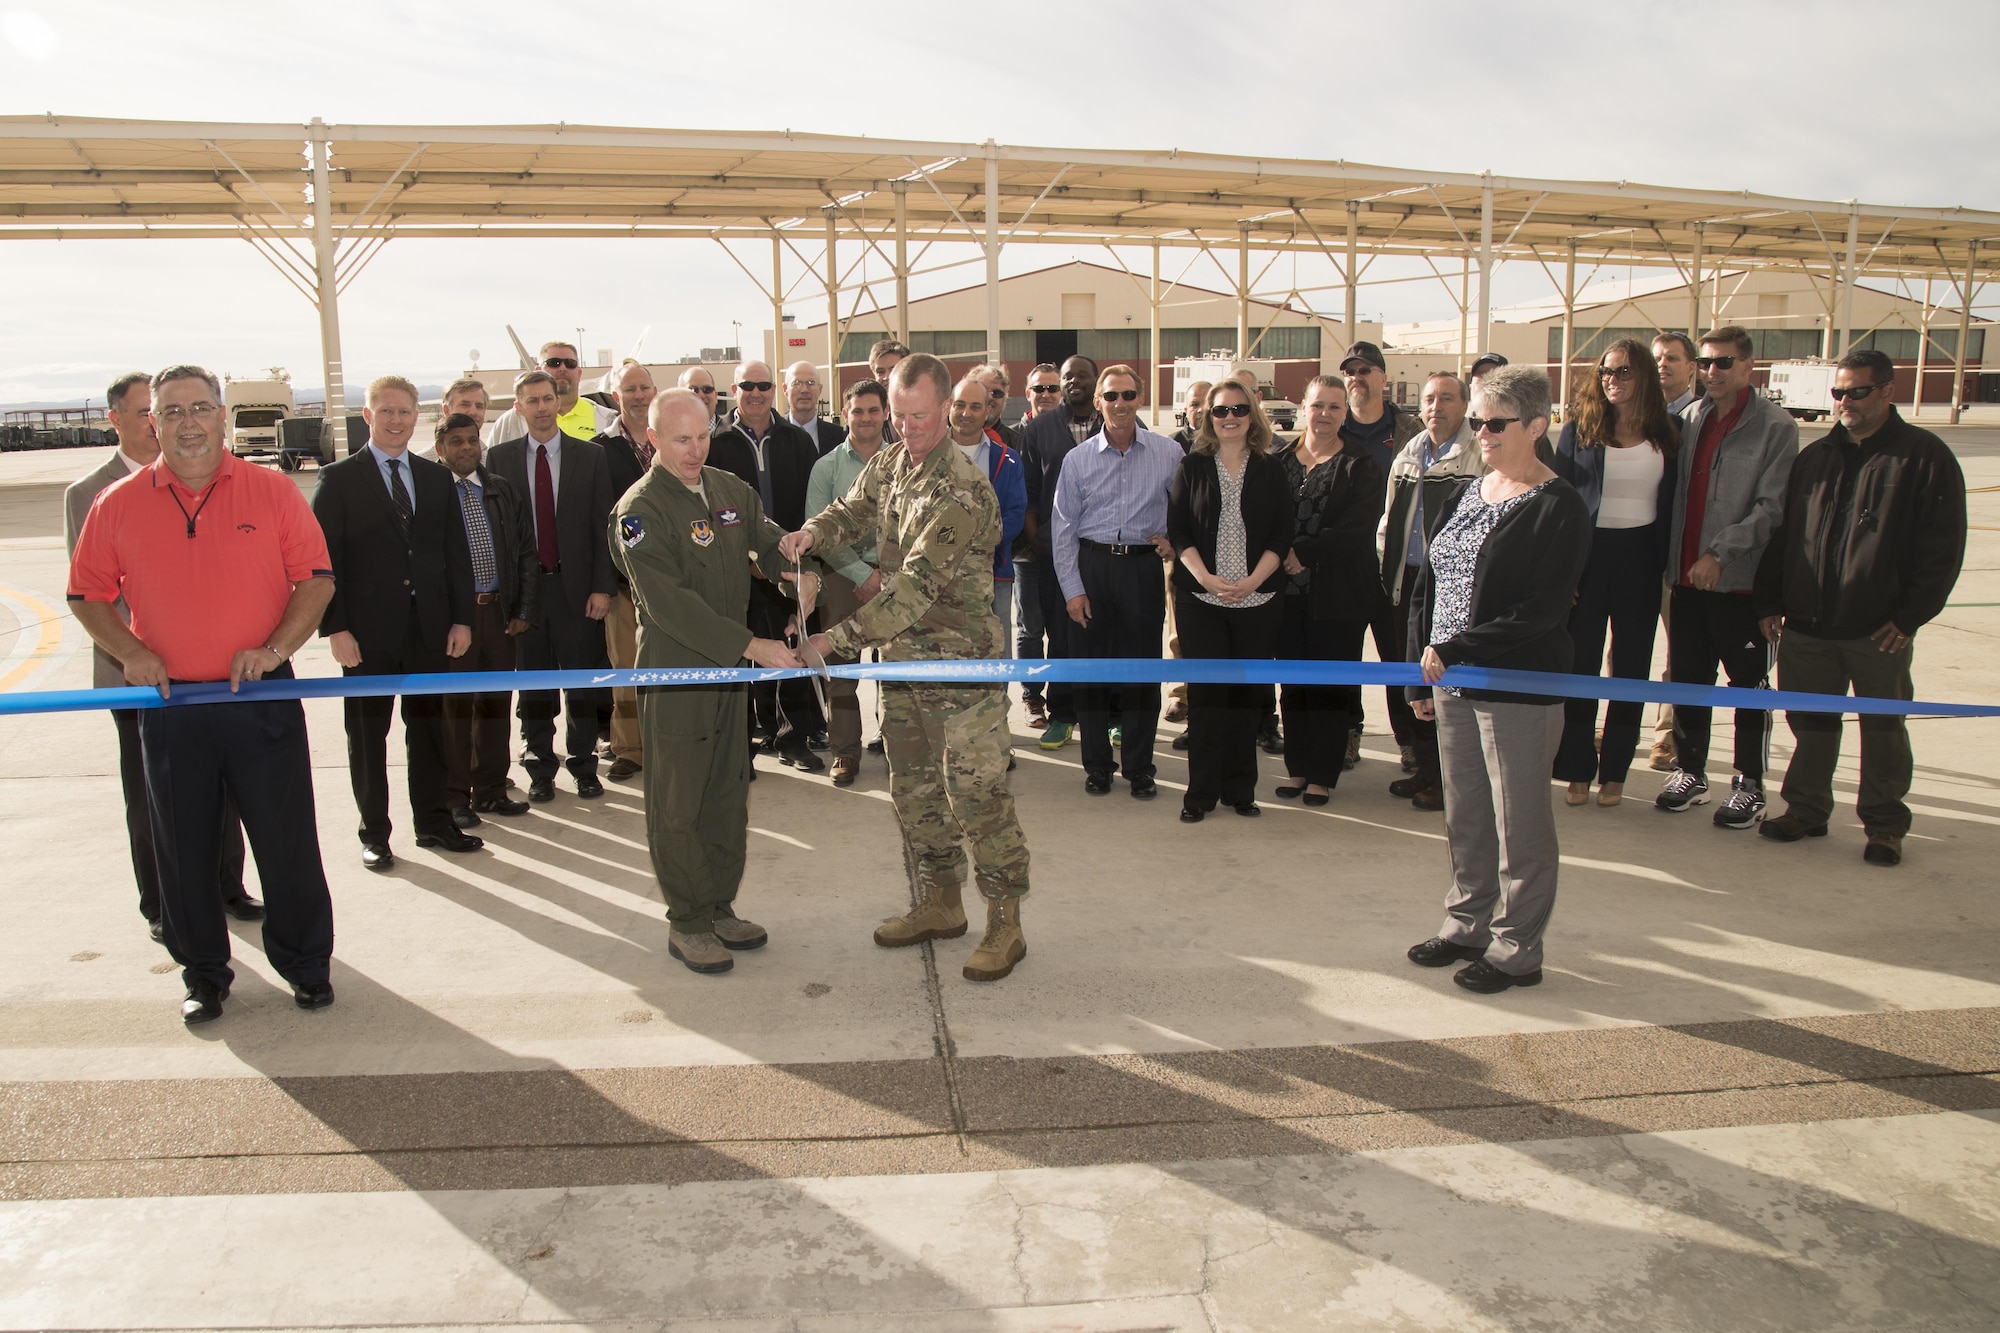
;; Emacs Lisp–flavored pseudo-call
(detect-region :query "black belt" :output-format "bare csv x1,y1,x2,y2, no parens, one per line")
1080,538,1154,557
539,562,562,574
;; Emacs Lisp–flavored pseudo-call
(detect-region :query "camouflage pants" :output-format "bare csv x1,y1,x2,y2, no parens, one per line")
880,681,1029,902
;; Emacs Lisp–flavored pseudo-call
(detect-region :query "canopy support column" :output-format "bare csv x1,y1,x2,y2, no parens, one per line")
984,148,1001,367
1951,240,1977,425
1476,178,1493,354
893,181,909,343
1236,225,1250,360
824,211,840,414
1149,237,1163,428
1559,239,1577,410
1344,200,1359,348
1688,222,1705,337
770,235,784,373
308,118,349,452
1838,204,1860,357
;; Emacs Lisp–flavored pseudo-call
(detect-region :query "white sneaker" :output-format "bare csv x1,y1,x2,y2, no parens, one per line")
1713,776,1766,829
1655,769,1710,812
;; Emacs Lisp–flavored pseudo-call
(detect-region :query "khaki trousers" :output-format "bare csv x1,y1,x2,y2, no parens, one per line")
607,586,642,762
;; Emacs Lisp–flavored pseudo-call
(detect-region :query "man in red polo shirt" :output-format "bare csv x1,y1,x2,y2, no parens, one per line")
69,364,339,1027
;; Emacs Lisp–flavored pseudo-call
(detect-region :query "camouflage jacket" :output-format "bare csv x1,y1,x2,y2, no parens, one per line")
803,438,1001,661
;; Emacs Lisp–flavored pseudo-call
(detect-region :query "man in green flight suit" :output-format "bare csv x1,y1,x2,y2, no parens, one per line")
609,389,813,975
781,353,1032,982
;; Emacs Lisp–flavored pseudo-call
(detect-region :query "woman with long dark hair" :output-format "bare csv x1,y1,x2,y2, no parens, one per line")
1551,337,1680,806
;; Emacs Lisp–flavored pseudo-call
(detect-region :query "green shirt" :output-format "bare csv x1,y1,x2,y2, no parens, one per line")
805,439,882,585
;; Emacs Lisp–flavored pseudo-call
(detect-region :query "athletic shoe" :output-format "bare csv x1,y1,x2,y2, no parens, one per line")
1038,721,1074,750
1655,769,1709,812
1713,775,1766,829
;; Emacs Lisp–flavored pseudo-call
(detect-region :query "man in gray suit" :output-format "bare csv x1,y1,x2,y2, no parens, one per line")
64,372,261,942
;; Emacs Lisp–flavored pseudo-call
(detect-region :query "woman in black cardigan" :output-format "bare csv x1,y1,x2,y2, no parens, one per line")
1404,365,1591,995
1273,376,1386,805
1167,380,1293,822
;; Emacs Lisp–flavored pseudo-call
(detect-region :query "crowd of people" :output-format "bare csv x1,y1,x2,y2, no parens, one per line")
60,324,1970,1019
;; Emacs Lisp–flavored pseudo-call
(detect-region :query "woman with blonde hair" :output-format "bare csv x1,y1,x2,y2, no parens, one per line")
1167,379,1293,821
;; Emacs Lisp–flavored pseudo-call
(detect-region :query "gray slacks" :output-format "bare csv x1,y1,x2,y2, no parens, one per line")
1435,693,1563,975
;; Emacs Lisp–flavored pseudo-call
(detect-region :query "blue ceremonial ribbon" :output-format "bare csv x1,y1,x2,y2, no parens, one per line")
1,659,1996,719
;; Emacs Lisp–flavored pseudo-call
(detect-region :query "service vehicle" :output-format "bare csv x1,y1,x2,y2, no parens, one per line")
225,371,295,460
1171,355,1299,431
1765,359,1837,421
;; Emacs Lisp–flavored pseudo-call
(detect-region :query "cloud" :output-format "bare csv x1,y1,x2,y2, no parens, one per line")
1,10,57,60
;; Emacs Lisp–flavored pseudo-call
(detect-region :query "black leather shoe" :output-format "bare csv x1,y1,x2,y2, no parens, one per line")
1171,730,1190,750
1453,958,1542,993
361,843,395,872
1130,777,1157,799
576,775,605,799
181,979,226,1025
1407,936,1485,968
474,796,531,817
528,776,556,803
807,730,831,752
147,918,165,945
1257,718,1284,756
1230,800,1260,817
415,826,484,854
292,979,335,1010
1302,791,1330,808
450,806,482,830
222,894,265,922
778,748,825,773
866,736,885,754
1084,773,1113,795
1274,783,1306,799
1179,805,1205,823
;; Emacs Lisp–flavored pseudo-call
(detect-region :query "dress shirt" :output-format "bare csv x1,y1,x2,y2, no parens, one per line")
365,442,419,500
1668,387,1698,416
789,412,823,449
523,429,561,516
1404,431,1449,567
1050,426,1181,601
805,440,881,584
117,449,146,475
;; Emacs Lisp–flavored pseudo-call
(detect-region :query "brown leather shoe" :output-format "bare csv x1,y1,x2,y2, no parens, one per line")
830,758,858,787
1758,812,1829,843
1164,698,1189,724
607,756,642,780
1863,828,1904,867
1410,786,1444,812
1648,738,1677,772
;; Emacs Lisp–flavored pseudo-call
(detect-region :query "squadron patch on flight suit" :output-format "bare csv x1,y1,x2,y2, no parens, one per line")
620,515,646,549
689,518,716,547
714,507,742,527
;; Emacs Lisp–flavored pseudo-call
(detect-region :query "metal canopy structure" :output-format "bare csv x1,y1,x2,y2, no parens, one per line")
5,114,1997,426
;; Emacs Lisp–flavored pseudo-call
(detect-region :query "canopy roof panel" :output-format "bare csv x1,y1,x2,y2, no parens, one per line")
1,116,1994,278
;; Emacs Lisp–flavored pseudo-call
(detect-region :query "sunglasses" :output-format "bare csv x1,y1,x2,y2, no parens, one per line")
1469,416,1520,435
1694,356,1739,371
1209,403,1253,419
737,380,775,393
1029,384,1062,394
1829,383,1887,402
690,385,717,395
1598,365,1637,381
543,358,579,369
1100,389,1140,403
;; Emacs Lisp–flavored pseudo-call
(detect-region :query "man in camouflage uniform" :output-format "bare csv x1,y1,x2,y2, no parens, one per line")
782,353,1031,982
609,390,811,976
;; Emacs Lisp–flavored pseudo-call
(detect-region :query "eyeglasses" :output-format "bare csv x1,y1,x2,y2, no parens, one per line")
1694,356,1739,371
1029,384,1061,394
737,380,774,393
152,402,220,424
1598,365,1637,382
1209,403,1253,419
1100,389,1140,403
543,358,579,370
1830,383,1887,402
1469,416,1520,435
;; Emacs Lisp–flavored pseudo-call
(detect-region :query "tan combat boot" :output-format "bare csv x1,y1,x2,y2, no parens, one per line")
668,929,734,974
962,898,1026,982
873,881,967,948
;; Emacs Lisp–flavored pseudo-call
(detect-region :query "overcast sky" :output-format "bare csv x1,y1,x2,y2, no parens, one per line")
3,0,1997,404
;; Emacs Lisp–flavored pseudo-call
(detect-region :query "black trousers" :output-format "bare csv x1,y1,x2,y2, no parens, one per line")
1365,592,1414,746
1385,564,1440,788
746,585,825,752
1555,526,1663,785
137,668,333,993
444,599,517,806
1069,546,1165,781
342,607,450,844
1033,548,1079,723
1176,590,1282,809
1668,585,1772,779
516,572,609,782
1278,597,1368,789
112,707,246,922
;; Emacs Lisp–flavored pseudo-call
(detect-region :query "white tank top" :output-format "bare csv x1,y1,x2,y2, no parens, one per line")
1598,444,1664,529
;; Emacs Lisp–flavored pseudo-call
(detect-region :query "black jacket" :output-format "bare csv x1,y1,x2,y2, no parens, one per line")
464,465,540,627
1406,476,1592,704
486,432,617,617
1753,409,1967,639
312,448,474,661
594,426,651,587
1280,444,1386,622
1550,422,1680,578
707,414,820,531
1167,451,1295,599
1018,406,1102,555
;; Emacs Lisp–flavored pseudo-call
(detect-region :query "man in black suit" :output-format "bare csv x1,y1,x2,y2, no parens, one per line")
595,360,656,780
313,375,479,871
435,413,539,827
488,369,617,801
782,360,848,456
709,358,828,770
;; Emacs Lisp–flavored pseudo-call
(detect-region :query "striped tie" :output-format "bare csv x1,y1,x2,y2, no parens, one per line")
385,457,412,546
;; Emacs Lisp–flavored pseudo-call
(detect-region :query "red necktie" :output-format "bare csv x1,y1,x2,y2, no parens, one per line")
534,444,560,569
637,436,655,467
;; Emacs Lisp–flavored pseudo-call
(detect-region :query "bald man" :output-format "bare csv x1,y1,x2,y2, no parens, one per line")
784,360,848,456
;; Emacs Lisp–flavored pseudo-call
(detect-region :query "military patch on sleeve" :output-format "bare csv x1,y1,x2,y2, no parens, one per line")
689,518,716,547
619,515,646,549
714,506,742,527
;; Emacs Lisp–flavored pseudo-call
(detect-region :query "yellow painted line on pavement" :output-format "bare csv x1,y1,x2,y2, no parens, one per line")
0,584,64,693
